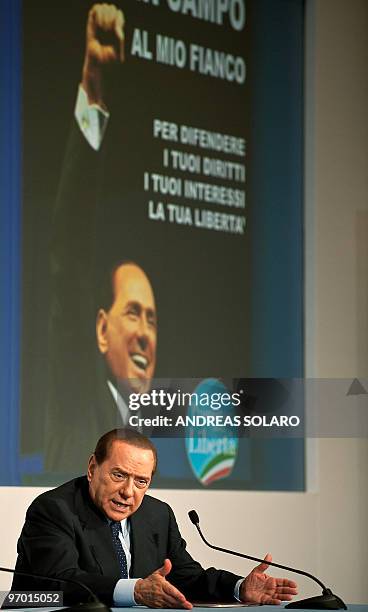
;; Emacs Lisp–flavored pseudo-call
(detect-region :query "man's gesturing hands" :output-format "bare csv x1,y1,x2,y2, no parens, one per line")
240,553,298,605
133,555,298,608
82,3,125,108
134,559,193,609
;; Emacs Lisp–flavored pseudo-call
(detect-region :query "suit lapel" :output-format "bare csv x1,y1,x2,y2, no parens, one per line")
76,478,121,578
130,501,161,578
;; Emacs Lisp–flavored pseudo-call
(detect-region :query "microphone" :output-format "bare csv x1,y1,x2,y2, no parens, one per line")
188,510,346,610
0,566,110,612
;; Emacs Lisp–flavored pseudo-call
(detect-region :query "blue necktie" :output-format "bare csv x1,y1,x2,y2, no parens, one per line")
110,521,128,578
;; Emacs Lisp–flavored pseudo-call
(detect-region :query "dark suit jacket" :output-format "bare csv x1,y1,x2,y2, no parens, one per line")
12,477,242,605
44,125,168,476
44,124,118,475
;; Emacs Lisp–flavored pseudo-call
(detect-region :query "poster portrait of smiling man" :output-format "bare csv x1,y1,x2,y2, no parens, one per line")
19,0,305,490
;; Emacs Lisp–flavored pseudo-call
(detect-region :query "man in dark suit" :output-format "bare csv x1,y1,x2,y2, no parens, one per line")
45,4,158,473
45,4,157,477
14,429,298,607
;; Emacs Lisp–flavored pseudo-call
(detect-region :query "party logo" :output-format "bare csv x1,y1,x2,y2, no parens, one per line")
185,378,239,486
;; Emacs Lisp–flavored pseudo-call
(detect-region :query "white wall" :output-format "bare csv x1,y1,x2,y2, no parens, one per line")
303,0,368,602
1,0,367,604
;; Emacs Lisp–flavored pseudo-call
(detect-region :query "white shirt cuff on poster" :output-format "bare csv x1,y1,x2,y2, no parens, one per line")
74,85,109,151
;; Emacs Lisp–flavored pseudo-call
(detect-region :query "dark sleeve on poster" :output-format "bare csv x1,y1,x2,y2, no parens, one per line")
45,123,105,472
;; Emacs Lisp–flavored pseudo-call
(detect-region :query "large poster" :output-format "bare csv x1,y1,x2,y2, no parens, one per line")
17,0,305,489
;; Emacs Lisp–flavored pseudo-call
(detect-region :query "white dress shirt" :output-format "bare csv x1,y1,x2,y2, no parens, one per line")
111,518,139,606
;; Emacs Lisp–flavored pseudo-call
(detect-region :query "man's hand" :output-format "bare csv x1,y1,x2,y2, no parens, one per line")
134,558,193,609
240,553,298,605
82,3,125,108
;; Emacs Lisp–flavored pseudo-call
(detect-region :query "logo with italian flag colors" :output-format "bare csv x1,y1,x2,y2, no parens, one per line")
185,378,238,486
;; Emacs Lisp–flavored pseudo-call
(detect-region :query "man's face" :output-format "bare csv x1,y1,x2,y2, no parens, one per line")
96,264,157,393
87,440,155,521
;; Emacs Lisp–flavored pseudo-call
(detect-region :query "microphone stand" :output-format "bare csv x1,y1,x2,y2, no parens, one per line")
188,510,346,610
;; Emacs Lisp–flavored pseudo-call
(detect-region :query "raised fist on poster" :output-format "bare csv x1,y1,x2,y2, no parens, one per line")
82,3,125,109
